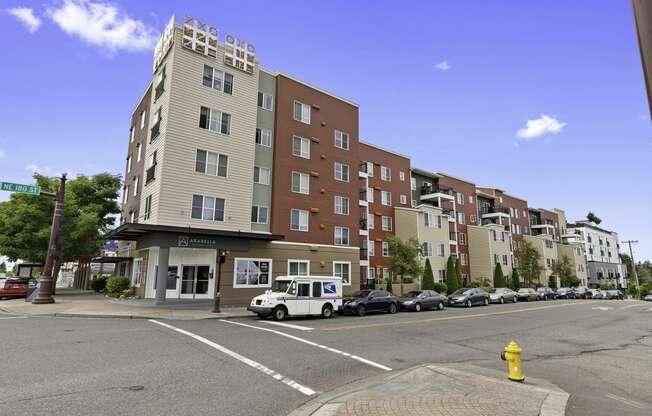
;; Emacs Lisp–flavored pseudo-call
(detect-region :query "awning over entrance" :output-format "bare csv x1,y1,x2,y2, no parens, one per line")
105,223,284,242
90,256,133,264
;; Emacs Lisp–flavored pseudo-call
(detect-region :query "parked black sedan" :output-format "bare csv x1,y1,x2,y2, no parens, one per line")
342,289,400,316
398,290,448,312
448,288,489,307
555,287,575,299
536,287,556,301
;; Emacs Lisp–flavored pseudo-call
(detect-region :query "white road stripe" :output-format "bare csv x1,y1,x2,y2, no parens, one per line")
0,316,27,320
605,393,645,409
149,319,315,396
220,319,392,372
262,320,314,331
592,307,612,311
619,303,647,310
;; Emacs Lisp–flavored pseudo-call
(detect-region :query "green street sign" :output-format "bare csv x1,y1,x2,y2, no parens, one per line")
0,181,41,195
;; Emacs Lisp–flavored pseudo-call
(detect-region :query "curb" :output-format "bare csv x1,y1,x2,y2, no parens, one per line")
0,309,254,321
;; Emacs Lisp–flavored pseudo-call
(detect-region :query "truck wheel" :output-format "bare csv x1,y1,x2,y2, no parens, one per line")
356,304,366,316
321,304,333,319
272,306,287,321
388,303,398,314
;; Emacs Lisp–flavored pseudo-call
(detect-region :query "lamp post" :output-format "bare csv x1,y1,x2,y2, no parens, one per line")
32,174,66,304
212,250,227,313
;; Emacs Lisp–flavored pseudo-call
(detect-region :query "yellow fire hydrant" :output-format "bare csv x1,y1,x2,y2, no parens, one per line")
500,341,525,382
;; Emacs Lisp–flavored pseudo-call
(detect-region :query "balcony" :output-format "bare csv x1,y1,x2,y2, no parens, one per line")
150,121,161,141
359,218,368,236
481,206,510,219
443,209,456,222
449,232,457,245
359,248,368,260
154,79,165,100
146,165,156,183
359,189,368,206
420,185,455,202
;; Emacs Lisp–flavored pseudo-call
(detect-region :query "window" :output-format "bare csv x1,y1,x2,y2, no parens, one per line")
502,255,508,266
334,196,349,215
470,214,476,224
494,254,500,266
288,260,309,276
400,194,407,205
459,233,466,245
191,194,225,221
132,258,143,287
437,244,445,257
127,155,132,173
290,209,309,231
255,128,272,147
468,195,474,204
424,213,441,228
133,176,139,196
143,195,152,220
130,127,135,143
382,241,390,257
367,187,374,203
457,212,465,224
515,209,520,219
460,253,468,265
203,65,234,94
124,185,129,203
368,241,375,256
381,191,392,206
381,166,391,181
422,242,433,257
146,151,157,183
366,162,374,177
150,108,162,141
196,149,228,177
257,92,273,110
399,171,405,181
293,100,311,124
383,268,392,279
251,206,268,224
334,162,349,182
438,270,446,281
382,216,393,231
412,200,417,208
291,171,310,194
129,210,135,223
333,261,351,285
136,143,142,162
334,130,349,150
140,111,146,129
545,239,553,249
199,106,231,135
334,226,349,246
368,213,375,229
457,192,464,205
411,177,416,191
254,166,271,185
516,224,521,234
292,136,310,159
234,258,272,288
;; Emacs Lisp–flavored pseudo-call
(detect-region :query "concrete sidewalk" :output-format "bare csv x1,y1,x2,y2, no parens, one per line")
0,290,250,320
291,363,569,416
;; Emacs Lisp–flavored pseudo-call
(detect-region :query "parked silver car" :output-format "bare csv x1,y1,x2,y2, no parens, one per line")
488,287,518,304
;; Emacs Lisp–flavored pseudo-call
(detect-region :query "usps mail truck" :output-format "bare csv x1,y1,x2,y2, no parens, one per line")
247,275,343,321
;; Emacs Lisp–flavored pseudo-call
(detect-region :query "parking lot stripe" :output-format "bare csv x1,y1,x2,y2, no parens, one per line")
262,321,314,331
321,301,598,331
149,319,316,396
619,303,648,310
220,319,393,372
0,316,27,320
605,393,645,409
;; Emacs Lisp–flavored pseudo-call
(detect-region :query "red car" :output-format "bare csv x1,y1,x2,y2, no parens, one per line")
0,278,37,299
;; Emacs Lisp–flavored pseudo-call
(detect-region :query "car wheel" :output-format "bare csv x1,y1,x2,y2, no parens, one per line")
437,302,445,311
500,297,505,304
466,299,473,308
513,296,518,303
483,298,489,306
356,304,366,316
321,304,334,319
272,306,287,321
414,303,421,312
388,303,398,314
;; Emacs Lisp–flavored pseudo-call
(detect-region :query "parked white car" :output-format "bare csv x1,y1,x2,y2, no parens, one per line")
248,275,343,321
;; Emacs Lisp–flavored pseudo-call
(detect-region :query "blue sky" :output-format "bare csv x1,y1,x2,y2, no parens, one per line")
0,0,650,261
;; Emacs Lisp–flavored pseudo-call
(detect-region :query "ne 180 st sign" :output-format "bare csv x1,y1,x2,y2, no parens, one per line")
0,181,41,195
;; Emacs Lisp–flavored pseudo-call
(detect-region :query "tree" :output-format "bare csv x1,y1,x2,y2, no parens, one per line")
0,262,6,273
0,173,121,291
386,278,393,294
493,263,506,288
518,241,542,287
422,258,435,290
386,235,423,296
511,269,521,290
455,257,463,288
586,212,602,225
548,275,558,290
553,255,579,287
446,255,458,294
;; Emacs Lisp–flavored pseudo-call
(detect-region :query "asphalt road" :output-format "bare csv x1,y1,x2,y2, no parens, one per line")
1,299,651,416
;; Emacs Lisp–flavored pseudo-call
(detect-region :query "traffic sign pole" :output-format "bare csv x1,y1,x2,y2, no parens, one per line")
32,174,67,304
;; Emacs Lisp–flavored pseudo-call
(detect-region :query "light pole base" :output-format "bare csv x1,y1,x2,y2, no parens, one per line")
31,296,55,304
31,275,55,304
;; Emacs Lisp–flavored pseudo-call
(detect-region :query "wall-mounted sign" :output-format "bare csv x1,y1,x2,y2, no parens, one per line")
153,15,175,73
224,34,255,74
182,16,218,58
178,235,220,249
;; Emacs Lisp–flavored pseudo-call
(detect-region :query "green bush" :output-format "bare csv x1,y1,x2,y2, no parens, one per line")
433,282,448,294
548,275,558,290
106,276,131,293
511,269,521,290
422,258,435,290
385,279,393,293
469,280,481,288
599,282,614,291
401,276,414,284
446,256,458,294
493,263,506,288
640,282,651,298
90,276,108,293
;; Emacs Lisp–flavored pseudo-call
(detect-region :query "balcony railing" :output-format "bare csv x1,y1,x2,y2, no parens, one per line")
449,232,457,241
359,189,367,201
359,162,368,174
420,186,454,196
443,209,455,218
151,121,161,141
360,218,368,230
359,248,368,260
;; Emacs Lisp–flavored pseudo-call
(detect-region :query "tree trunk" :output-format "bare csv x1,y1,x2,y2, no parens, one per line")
50,259,61,295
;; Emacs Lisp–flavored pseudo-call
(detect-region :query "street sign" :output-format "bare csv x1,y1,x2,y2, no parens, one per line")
0,181,41,195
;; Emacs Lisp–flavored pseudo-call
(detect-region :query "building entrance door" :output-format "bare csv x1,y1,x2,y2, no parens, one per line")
180,265,211,299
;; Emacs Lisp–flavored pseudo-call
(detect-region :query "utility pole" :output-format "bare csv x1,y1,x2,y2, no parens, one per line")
622,240,640,299
32,174,66,304
212,250,227,313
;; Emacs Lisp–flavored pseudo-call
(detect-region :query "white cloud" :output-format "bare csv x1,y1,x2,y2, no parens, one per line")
516,114,566,140
7,7,42,33
0,150,4,157
47,0,157,53
435,60,451,71
25,164,51,174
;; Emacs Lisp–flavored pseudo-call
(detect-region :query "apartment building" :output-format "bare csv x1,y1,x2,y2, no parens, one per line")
476,187,529,241
467,223,513,281
359,142,412,285
565,222,626,288
529,208,561,241
557,242,588,287
109,16,360,305
523,234,559,285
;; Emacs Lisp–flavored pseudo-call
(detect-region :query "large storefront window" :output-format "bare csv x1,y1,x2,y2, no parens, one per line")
234,258,272,288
